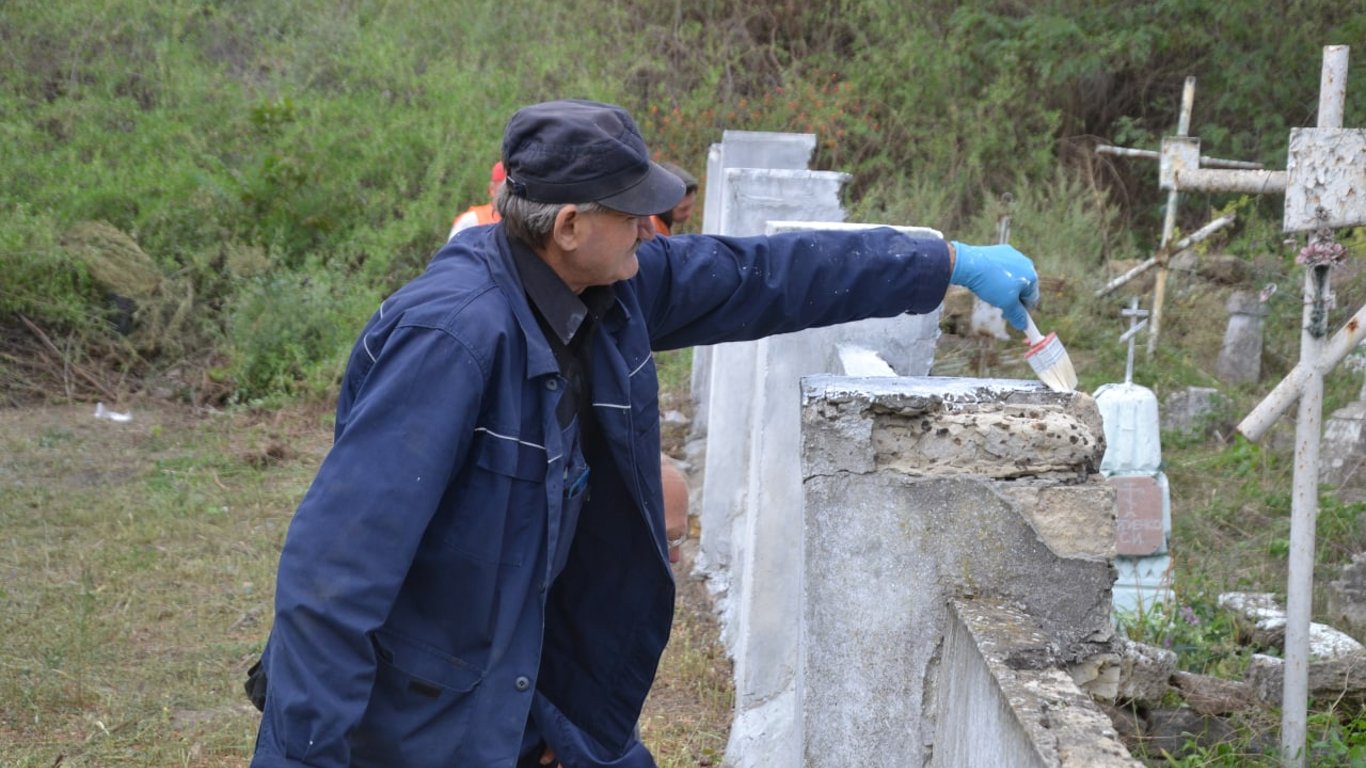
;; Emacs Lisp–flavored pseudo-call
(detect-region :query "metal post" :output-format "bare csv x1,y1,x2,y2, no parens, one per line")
1148,77,1197,357
1281,44,1349,768
1283,264,1327,768
1120,298,1149,385
1095,144,1265,170
1167,168,1288,194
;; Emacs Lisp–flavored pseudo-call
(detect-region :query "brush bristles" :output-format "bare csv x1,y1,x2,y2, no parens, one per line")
1034,355,1078,392
1025,332,1078,392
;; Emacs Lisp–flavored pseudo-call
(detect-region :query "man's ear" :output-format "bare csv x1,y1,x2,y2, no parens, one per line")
551,205,583,252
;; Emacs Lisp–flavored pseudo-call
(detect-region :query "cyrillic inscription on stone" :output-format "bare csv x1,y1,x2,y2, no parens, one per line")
1111,475,1165,556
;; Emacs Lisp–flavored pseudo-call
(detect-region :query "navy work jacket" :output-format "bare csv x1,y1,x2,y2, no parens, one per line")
251,225,950,767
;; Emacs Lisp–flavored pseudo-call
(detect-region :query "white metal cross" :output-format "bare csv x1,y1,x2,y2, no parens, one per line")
1205,46,1361,768
1096,77,1262,355
1119,297,1149,385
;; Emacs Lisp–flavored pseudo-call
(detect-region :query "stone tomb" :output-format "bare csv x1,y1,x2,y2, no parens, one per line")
797,376,1134,767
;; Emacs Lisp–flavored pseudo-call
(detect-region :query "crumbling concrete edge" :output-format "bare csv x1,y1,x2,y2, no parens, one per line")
938,596,1142,767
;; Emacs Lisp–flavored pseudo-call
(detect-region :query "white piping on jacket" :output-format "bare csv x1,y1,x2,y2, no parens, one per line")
473,426,547,452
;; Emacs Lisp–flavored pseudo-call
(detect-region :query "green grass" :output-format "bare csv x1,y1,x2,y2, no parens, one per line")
0,404,322,766
0,402,733,766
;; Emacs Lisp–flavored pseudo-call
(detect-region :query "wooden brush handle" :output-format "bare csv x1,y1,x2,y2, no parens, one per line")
1023,310,1044,345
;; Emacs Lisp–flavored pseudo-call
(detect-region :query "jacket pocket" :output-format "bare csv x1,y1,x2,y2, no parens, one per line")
354,630,485,765
373,628,484,693
472,427,547,482
437,428,546,565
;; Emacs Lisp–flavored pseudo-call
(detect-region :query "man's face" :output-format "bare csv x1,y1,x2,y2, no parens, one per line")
671,191,696,226
558,207,656,291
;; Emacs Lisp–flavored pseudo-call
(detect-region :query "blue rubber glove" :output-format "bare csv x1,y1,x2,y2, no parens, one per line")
949,242,1040,331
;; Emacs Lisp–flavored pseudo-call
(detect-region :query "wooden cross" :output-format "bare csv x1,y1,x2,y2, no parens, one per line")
1096,77,1264,356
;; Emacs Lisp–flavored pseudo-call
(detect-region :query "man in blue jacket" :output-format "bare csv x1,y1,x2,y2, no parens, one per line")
251,99,1039,767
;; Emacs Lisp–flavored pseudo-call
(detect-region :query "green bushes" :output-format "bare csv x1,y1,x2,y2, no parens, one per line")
1,204,103,328
226,270,375,403
2,0,1363,403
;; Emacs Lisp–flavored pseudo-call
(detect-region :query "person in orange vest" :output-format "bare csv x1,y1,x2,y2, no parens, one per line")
649,162,698,236
661,454,689,565
448,160,506,240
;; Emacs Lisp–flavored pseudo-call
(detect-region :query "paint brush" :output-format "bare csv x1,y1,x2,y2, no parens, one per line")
1022,311,1078,392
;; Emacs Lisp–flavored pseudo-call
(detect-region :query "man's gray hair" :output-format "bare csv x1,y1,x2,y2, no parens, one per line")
496,185,603,246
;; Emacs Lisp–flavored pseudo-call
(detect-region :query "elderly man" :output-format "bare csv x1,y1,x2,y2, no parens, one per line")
250,99,1038,767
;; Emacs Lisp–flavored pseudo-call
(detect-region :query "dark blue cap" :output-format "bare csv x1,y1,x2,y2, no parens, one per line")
501,99,686,216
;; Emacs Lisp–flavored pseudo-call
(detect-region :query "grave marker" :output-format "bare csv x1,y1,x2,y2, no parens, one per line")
1095,298,1174,614
1196,46,1362,767
1096,77,1262,355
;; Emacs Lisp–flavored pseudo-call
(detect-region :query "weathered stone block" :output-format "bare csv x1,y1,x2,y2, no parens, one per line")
1069,652,1123,701
1160,386,1232,439
1000,480,1117,560
1114,639,1177,705
1245,651,1366,706
802,377,1106,481
1171,671,1253,716
801,376,1120,766
1219,591,1364,658
1320,400,1366,497
1216,290,1270,386
1327,552,1366,642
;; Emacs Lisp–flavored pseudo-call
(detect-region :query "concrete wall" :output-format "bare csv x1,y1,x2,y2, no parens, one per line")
693,169,855,768
691,130,1131,767
698,208,947,764
721,221,945,765
696,168,848,620
692,131,818,442
933,597,1141,768
797,376,1130,767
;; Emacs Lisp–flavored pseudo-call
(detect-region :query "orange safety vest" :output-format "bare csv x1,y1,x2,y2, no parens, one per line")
461,204,500,227
448,204,501,240
649,214,670,236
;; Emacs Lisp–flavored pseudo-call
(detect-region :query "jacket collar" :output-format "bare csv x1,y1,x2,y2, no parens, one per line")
490,226,638,365
486,226,559,380
506,236,615,348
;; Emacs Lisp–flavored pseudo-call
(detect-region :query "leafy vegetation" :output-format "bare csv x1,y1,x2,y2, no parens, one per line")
4,0,1363,401
4,0,1366,764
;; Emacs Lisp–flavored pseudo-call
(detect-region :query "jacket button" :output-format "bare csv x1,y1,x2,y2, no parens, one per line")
514,676,531,692
545,379,559,391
